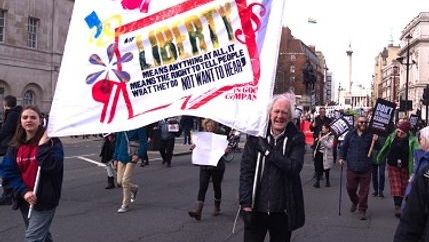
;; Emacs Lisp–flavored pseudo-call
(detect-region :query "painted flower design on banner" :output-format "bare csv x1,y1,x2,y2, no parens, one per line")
86,43,133,84
114,0,151,13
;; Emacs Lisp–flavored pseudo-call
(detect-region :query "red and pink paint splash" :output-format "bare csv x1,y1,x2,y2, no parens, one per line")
115,0,151,13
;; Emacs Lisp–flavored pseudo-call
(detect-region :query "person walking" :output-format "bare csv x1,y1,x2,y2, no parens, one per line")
0,105,64,241
0,95,22,205
313,123,334,188
339,115,377,220
180,115,194,145
376,121,419,217
239,93,305,242
157,118,180,167
393,162,429,241
370,134,388,198
188,119,228,221
113,127,147,213
100,133,116,189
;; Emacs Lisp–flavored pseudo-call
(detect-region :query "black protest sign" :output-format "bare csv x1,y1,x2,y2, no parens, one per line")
409,114,419,128
329,117,351,137
369,98,396,136
343,115,354,127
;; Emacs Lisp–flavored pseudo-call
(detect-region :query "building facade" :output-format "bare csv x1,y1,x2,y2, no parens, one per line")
372,45,400,106
397,12,429,118
0,0,74,114
275,27,324,111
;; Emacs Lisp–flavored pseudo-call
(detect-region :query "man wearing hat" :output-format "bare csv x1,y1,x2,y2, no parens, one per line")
377,119,419,218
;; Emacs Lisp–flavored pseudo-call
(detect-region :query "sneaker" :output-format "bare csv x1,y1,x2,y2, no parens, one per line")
350,203,357,213
117,205,129,213
372,191,378,197
131,186,139,203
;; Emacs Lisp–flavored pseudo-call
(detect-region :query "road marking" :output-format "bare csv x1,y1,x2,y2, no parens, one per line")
75,156,106,167
64,153,96,159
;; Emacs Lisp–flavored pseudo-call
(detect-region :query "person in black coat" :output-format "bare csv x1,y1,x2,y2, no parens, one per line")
0,95,22,205
394,163,429,241
239,94,305,242
100,134,116,189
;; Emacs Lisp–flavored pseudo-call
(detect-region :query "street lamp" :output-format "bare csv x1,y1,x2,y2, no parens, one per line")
396,34,412,116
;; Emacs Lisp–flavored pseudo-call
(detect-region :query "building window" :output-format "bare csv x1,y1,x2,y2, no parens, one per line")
290,65,295,73
0,9,6,42
23,90,35,105
290,55,296,61
27,17,39,48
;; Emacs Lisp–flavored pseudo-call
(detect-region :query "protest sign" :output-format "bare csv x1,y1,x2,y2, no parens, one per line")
191,132,228,166
409,114,419,128
342,114,354,127
368,98,396,136
329,117,351,137
48,0,286,137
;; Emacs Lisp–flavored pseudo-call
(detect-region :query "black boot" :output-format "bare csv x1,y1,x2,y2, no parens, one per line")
105,176,115,189
0,190,12,205
188,201,204,221
213,199,221,216
325,171,331,187
313,179,320,188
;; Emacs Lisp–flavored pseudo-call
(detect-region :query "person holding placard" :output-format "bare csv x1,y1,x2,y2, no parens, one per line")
376,121,419,218
339,116,377,220
188,119,228,221
0,105,63,241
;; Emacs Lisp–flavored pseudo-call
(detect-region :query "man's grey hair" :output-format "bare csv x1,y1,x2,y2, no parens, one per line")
267,92,296,120
420,126,429,144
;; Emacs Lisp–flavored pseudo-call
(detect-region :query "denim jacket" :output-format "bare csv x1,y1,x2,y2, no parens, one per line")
339,129,373,172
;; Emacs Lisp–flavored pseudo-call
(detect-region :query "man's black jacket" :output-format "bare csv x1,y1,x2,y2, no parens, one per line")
239,122,305,231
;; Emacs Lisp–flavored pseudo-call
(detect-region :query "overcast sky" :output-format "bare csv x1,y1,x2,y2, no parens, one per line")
282,0,429,97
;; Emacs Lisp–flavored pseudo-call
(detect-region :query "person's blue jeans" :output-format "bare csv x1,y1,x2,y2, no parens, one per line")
372,163,386,194
19,205,55,242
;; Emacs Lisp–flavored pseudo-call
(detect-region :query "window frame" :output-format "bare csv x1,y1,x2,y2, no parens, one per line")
27,16,39,48
0,9,6,43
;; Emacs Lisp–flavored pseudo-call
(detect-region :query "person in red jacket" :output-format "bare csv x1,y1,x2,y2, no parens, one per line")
0,105,64,241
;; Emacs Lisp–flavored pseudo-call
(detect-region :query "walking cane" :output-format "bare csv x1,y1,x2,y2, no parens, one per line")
28,166,41,219
338,164,343,216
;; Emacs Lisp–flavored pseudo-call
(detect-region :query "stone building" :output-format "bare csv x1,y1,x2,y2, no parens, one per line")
275,27,325,111
397,12,429,119
372,45,400,104
0,0,74,116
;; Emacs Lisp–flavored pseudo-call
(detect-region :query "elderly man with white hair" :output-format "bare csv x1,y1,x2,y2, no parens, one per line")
239,93,305,242
394,126,429,241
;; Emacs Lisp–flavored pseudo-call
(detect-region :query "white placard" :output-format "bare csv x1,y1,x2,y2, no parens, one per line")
191,132,228,166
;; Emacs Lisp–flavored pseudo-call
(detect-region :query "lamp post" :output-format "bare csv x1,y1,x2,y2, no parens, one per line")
405,34,412,116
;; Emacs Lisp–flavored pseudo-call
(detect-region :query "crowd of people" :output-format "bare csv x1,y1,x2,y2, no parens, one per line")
3,92,429,241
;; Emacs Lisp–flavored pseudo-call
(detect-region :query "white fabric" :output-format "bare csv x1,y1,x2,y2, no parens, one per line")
48,0,285,137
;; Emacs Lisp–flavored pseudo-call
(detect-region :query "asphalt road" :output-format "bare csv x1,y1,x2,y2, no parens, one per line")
0,138,400,242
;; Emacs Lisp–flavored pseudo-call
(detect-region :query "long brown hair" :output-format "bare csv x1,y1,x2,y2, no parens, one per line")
10,105,45,147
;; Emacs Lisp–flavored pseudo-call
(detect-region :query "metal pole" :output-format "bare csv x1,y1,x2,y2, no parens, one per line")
405,35,411,117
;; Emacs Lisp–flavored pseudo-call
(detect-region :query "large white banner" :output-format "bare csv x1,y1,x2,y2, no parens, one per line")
48,0,285,137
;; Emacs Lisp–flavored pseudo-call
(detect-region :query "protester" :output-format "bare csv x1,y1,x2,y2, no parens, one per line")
157,118,180,167
0,105,64,241
393,163,429,241
113,127,147,213
370,134,388,198
339,115,377,220
188,119,228,221
0,95,22,205
376,120,419,217
313,123,334,188
310,107,332,146
100,133,116,189
239,93,305,242
180,115,194,145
